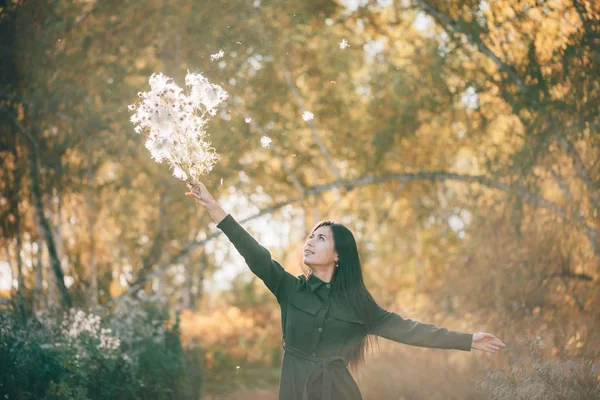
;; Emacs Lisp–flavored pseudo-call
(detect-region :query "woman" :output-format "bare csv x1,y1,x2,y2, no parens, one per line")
185,182,506,400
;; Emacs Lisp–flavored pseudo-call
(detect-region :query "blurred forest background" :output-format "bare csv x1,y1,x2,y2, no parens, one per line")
1,0,599,398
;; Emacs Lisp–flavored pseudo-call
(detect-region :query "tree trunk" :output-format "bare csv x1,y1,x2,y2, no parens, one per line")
194,251,207,311
27,143,71,309
182,253,192,310
86,170,98,306
33,234,44,313
88,197,98,307
13,202,24,299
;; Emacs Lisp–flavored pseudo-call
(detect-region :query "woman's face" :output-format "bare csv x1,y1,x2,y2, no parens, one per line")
303,225,338,269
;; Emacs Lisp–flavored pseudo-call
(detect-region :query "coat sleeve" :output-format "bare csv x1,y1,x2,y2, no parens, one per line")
368,301,472,351
216,214,298,303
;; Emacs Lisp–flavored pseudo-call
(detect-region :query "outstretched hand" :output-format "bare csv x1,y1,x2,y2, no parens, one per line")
471,332,506,354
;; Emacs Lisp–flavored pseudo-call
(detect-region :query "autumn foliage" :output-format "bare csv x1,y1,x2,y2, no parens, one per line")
1,0,599,398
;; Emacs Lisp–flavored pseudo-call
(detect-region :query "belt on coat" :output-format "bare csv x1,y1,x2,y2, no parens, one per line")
282,343,349,400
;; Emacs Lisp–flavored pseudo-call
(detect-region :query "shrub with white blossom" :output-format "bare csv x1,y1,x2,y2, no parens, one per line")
61,309,121,356
0,301,197,399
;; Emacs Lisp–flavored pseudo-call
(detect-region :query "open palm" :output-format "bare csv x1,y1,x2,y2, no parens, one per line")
471,332,506,353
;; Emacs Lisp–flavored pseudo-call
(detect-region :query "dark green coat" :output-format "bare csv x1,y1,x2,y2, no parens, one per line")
217,214,473,400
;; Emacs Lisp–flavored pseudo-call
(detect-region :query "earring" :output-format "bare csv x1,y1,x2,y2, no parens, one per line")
335,260,339,268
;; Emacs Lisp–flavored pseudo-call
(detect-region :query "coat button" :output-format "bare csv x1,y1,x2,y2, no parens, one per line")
318,327,323,332
326,284,331,288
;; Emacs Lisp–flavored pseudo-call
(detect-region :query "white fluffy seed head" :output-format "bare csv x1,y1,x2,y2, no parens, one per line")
128,72,228,181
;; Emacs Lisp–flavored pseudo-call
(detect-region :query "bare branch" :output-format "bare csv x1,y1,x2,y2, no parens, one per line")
100,170,600,310
550,168,573,200
4,109,40,149
572,0,595,39
491,3,540,31
415,0,525,90
549,271,594,282
0,92,30,106
557,135,600,211
378,181,408,225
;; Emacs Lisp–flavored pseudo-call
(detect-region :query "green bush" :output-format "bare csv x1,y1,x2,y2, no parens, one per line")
0,296,201,399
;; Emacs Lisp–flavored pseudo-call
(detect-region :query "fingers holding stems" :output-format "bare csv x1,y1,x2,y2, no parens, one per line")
185,180,227,224
185,181,211,205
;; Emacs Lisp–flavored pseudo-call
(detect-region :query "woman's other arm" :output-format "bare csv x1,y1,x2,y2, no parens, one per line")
367,301,506,353
368,301,474,351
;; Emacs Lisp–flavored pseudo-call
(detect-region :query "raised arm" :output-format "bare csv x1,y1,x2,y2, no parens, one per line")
185,182,298,302
367,301,473,352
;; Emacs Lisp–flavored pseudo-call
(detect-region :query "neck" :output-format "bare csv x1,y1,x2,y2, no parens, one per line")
310,266,335,283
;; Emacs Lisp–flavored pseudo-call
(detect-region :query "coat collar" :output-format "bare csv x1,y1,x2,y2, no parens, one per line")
307,273,334,293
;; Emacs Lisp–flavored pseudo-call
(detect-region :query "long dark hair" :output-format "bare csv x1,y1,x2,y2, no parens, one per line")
303,220,380,370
